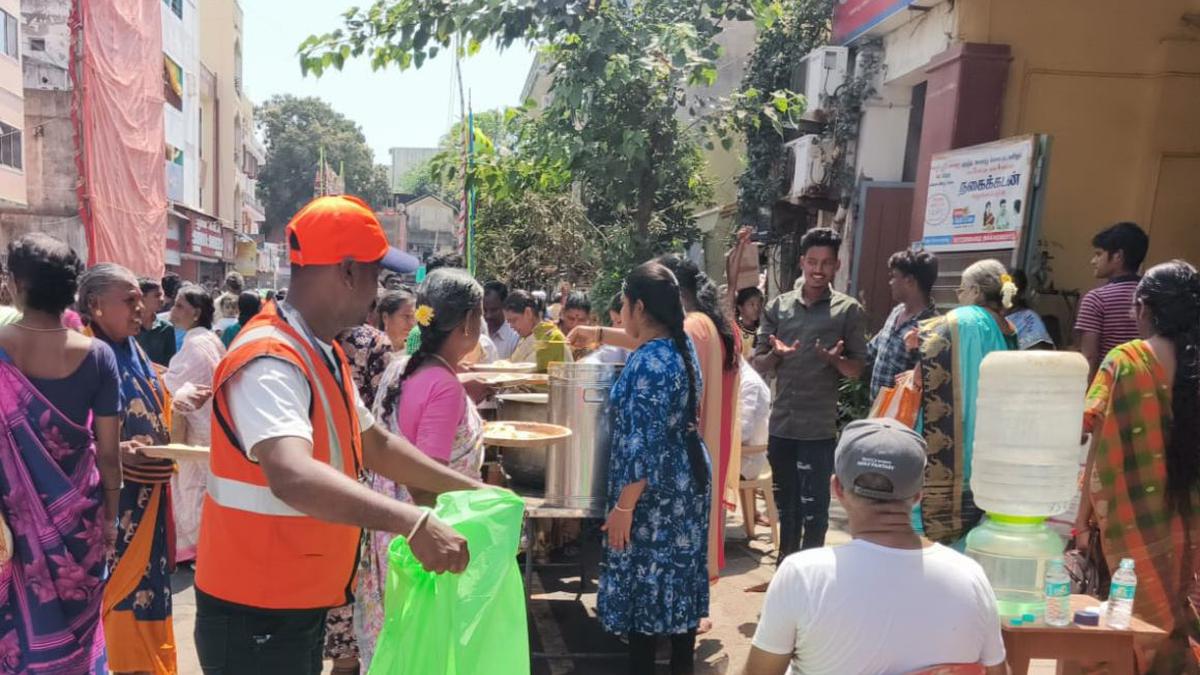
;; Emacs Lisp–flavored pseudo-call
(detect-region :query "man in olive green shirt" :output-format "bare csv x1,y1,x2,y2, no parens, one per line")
754,227,867,557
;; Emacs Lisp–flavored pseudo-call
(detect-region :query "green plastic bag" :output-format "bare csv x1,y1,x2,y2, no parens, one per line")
368,488,530,675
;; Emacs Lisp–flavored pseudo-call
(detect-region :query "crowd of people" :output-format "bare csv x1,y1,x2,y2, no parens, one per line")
0,194,1197,675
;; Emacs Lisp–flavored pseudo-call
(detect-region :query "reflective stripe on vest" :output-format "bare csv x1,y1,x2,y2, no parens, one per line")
207,474,305,517
209,324,349,516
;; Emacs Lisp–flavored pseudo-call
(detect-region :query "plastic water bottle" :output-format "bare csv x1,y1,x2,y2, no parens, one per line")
1106,558,1137,629
1044,558,1071,627
965,515,1064,618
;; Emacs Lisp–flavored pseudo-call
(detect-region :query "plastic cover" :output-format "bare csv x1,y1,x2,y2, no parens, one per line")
368,488,530,675
77,0,168,277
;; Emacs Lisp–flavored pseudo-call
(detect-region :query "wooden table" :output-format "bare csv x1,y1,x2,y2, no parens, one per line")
1002,595,1167,675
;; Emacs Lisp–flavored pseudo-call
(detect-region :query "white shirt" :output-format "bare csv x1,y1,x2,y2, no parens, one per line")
581,344,629,365
739,358,771,479
488,321,520,360
213,317,238,334
477,331,499,364
224,304,374,459
753,540,1006,675
163,327,226,446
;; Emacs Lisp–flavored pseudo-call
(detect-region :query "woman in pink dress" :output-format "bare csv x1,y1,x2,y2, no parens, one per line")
354,268,487,669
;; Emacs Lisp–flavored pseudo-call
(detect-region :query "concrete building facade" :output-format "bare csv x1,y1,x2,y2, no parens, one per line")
837,0,1200,336
0,0,24,208
0,0,83,257
389,146,438,192
403,194,458,261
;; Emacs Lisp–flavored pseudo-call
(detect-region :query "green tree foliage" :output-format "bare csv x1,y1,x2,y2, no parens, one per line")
300,1,779,272
474,192,599,290
256,95,391,240
298,0,817,300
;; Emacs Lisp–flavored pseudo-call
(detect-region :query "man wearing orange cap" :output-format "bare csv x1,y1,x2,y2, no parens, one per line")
193,196,485,674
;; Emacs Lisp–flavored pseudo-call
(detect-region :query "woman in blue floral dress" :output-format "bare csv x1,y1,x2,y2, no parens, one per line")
598,261,711,675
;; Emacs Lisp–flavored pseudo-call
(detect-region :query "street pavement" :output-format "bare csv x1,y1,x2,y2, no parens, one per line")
172,495,842,674
171,498,1055,674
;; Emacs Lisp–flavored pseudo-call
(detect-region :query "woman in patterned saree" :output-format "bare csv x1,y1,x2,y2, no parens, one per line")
81,264,178,675
1079,260,1200,672
0,234,122,674
915,259,1018,545
354,268,487,669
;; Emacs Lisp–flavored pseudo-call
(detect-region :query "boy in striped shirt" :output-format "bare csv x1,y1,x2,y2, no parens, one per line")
1075,221,1149,380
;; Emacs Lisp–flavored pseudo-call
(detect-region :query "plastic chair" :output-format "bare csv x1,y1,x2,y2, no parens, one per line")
738,444,779,551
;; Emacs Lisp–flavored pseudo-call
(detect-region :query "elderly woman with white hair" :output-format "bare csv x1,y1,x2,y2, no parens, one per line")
913,259,1018,545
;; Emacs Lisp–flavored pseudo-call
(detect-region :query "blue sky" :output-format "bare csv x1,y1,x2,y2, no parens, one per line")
242,1,535,164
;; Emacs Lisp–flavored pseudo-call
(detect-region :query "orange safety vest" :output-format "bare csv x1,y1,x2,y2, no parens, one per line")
194,301,363,610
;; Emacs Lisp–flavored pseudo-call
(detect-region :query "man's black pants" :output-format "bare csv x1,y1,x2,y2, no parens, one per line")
194,590,327,675
767,435,836,559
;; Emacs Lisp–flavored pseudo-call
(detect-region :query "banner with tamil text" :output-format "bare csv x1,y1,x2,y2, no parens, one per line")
921,136,1036,253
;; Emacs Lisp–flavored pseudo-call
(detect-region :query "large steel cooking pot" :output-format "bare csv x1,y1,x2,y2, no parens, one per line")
495,393,549,487
547,362,621,514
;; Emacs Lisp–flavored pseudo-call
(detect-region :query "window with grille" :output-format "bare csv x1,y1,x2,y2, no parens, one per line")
0,122,23,170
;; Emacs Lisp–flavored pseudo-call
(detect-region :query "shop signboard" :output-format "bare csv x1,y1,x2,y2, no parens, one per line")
188,218,223,259
833,0,916,45
920,136,1037,253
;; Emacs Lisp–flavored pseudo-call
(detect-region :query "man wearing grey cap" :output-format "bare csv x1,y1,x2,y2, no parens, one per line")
743,419,1007,675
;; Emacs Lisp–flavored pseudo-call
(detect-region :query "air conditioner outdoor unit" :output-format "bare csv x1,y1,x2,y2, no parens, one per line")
793,46,849,122
783,134,831,201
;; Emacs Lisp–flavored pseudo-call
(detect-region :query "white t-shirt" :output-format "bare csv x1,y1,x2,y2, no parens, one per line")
223,305,374,459
753,540,1006,675
740,358,771,479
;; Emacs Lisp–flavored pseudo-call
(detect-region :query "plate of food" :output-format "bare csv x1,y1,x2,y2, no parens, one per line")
479,373,551,387
141,444,210,461
470,360,538,374
482,421,571,448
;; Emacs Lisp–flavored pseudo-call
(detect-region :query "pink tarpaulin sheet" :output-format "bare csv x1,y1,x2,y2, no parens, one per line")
75,0,166,277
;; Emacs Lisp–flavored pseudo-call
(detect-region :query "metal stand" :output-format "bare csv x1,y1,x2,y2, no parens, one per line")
520,495,601,601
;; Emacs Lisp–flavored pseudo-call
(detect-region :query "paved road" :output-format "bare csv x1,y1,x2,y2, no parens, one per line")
173,498,814,674
171,502,1056,674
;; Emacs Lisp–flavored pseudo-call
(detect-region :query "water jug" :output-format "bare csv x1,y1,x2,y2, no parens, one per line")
971,351,1089,517
965,515,1064,618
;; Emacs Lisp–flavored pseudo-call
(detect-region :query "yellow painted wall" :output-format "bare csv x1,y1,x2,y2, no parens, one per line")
959,0,1200,315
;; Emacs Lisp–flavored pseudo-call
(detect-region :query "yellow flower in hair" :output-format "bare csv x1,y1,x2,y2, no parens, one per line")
1000,273,1013,285
415,304,435,327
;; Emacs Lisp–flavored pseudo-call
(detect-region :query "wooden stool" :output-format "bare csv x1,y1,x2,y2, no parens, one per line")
738,444,779,551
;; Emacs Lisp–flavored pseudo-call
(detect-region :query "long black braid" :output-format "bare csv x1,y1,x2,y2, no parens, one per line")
624,261,709,492
1136,260,1200,515
656,253,738,371
377,268,484,425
